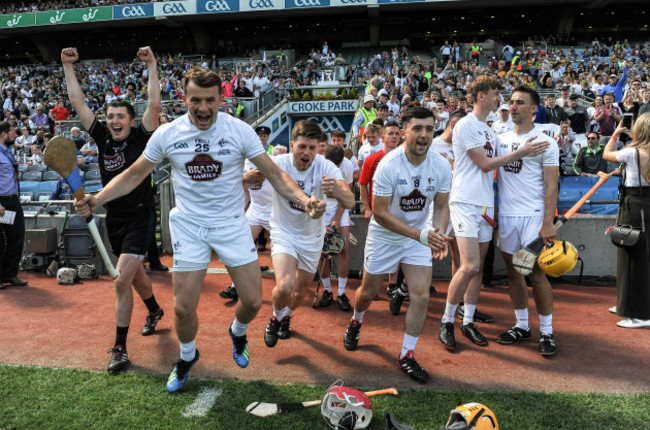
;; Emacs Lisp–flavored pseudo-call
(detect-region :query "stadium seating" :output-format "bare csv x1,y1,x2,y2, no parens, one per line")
19,192,33,204
19,181,40,194
84,170,102,182
18,164,28,173
558,176,619,215
28,164,47,172
22,171,43,181
87,163,99,170
42,171,62,181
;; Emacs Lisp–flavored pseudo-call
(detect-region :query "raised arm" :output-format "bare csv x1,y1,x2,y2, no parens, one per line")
61,48,96,131
138,47,161,132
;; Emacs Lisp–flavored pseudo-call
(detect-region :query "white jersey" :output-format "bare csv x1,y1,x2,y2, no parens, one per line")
349,154,360,172
491,119,515,135
430,137,454,161
270,153,342,241
244,158,273,216
370,145,452,244
358,142,382,163
325,157,354,212
496,126,559,216
450,113,499,207
143,113,264,227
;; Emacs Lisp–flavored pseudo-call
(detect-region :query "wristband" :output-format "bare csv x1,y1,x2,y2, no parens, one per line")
419,228,430,246
65,167,83,193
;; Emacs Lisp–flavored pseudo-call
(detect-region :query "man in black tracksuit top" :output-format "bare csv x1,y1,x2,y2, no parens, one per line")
62,46,163,374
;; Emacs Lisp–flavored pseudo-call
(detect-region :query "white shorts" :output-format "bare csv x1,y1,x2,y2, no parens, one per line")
363,230,432,275
498,215,544,255
246,208,271,232
324,208,351,228
449,202,493,243
169,207,258,271
270,230,322,273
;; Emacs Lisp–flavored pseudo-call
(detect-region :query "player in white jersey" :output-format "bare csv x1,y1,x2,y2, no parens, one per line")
439,76,550,352
491,104,515,135
357,123,383,167
494,86,559,356
75,69,326,393
316,143,355,311
343,107,452,384
263,120,355,348
331,129,360,182
219,127,276,301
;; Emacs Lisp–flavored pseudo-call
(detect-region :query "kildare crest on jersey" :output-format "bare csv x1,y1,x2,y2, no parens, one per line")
185,154,223,181
399,188,427,212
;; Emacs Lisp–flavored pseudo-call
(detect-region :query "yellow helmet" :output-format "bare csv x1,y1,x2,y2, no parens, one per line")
446,402,499,430
537,240,578,277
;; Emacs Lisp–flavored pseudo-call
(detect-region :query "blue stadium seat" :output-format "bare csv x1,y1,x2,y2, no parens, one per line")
18,164,28,173
85,183,103,193
558,175,620,215
19,181,40,194
42,171,62,181
22,171,43,181
84,170,102,181
38,181,58,194
28,164,48,172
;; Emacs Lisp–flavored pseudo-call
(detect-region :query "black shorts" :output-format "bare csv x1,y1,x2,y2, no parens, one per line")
105,209,155,257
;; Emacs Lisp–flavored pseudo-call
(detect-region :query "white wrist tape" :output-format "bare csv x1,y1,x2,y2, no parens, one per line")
419,228,430,246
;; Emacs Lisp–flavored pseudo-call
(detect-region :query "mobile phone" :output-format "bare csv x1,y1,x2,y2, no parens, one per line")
623,113,633,129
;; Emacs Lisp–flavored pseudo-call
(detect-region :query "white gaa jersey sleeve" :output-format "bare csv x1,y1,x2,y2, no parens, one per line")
370,146,452,244
245,158,273,216
496,126,559,216
450,113,499,207
143,113,264,226
270,154,342,241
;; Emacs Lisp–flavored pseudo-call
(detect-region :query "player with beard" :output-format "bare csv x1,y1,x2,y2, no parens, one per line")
75,69,326,392
439,76,549,352
495,86,559,356
263,121,354,347
343,107,452,383
62,47,163,375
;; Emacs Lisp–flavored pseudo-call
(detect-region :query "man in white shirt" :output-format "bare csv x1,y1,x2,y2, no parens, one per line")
357,123,383,168
342,107,452,384
439,76,549,352
491,104,514,135
495,86,559,356
433,101,450,136
330,129,360,182
75,69,326,392
263,120,355,348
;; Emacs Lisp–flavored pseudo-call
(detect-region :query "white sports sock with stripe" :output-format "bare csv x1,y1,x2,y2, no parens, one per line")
180,340,196,362
514,308,529,330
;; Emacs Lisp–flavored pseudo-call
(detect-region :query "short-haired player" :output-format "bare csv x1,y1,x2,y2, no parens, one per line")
439,76,549,352
343,107,452,383
495,86,559,356
316,144,355,311
63,46,163,375
75,69,326,393
263,120,355,347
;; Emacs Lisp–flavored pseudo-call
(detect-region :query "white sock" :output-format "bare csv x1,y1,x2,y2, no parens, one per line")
539,314,553,335
353,309,366,323
337,277,348,296
272,306,284,320
462,303,476,326
514,308,529,330
322,277,332,292
400,333,419,359
442,301,458,323
283,306,293,319
230,318,248,337
180,340,196,362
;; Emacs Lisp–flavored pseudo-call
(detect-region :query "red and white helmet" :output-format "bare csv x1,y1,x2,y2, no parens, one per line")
321,380,373,429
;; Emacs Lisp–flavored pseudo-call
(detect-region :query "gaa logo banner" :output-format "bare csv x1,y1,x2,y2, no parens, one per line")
154,1,196,16
114,4,154,19
285,0,329,7
198,0,239,12
241,0,280,11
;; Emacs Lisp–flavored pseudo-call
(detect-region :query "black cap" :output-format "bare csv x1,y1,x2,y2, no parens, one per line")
255,126,271,135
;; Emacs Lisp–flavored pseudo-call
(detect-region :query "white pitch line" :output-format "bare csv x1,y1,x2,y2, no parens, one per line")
181,387,222,417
